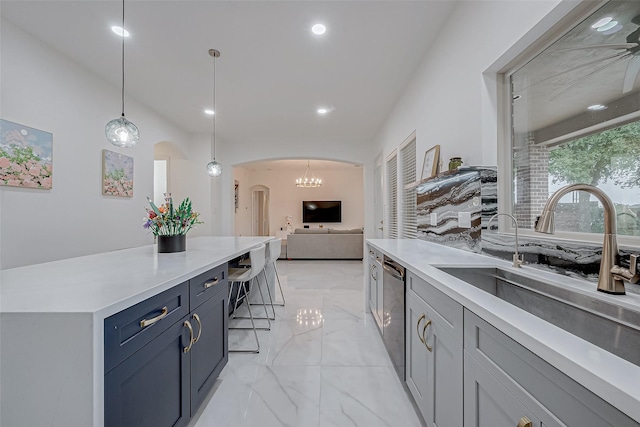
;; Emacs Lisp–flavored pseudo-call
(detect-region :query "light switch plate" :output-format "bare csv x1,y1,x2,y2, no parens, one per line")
430,213,438,226
458,212,471,228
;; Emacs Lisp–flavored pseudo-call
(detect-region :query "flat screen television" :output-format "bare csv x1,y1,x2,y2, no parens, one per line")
302,200,342,223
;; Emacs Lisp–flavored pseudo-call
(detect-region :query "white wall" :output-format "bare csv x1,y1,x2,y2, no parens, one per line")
364,0,570,239
154,139,213,237
216,132,369,235
0,19,193,268
233,165,364,236
234,166,251,236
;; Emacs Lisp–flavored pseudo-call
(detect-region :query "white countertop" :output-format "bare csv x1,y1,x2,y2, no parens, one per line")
1,236,270,318
367,238,640,423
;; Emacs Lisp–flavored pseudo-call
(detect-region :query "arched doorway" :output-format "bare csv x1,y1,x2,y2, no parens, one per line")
251,185,270,236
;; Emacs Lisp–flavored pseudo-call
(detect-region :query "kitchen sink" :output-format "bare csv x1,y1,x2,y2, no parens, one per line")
436,267,640,366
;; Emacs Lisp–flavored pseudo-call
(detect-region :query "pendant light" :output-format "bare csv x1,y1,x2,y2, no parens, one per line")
296,160,322,187
206,49,223,177
105,0,139,148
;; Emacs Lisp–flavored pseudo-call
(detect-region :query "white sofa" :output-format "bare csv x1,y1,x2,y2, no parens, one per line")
285,228,363,260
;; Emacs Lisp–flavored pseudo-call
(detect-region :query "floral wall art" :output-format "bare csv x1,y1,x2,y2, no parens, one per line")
102,149,133,197
0,119,53,189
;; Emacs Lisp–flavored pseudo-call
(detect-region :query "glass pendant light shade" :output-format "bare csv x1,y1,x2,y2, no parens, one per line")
106,0,138,148
105,115,139,148
206,160,223,177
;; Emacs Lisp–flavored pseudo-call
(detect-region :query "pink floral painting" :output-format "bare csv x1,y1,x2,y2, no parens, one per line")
102,149,133,197
0,119,53,189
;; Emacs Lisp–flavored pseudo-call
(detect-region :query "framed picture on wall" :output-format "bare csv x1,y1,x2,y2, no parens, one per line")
0,119,53,189
102,149,134,197
421,144,440,180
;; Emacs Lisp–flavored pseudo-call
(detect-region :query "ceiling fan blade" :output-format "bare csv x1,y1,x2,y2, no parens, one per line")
549,43,637,53
623,55,640,93
521,50,628,90
549,53,631,101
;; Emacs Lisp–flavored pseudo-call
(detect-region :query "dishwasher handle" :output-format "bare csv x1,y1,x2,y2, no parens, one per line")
382,262,405,281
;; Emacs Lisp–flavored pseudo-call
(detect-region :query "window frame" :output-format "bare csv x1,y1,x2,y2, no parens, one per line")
385,150,398,239
399,132,417,239
497,0,640,248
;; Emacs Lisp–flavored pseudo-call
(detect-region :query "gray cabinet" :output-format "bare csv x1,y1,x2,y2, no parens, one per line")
464,351,540,427
105,314,191,427
188,271,228,415
367,248,383,331
464,310,638,427
405,272,463,427
105,264,229,427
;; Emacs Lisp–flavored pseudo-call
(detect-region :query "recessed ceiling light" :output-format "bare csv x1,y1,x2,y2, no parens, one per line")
111,26,130,37
588,104,607,111
601,24,623,35
591,17,612,29
312,24,326,35
204,109,215,115
597,20,618,32
317,108,328,114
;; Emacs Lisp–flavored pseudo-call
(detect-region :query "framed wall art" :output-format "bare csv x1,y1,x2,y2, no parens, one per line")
0,119,53,189
421,144,440,180
102,149,133,197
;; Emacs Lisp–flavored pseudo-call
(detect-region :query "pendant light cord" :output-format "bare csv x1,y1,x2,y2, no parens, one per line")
121,0,126,117
213,53,217,160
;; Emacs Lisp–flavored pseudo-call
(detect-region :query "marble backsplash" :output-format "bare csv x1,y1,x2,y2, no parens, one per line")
414,166,636,284
415,166,496,253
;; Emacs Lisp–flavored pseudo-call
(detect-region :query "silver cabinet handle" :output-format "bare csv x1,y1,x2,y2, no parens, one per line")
516,416,532,427
422,320,432,352
183,320,194,353
204,277,220,288
140,306,168,328
192,313,202,344
416,314,426,344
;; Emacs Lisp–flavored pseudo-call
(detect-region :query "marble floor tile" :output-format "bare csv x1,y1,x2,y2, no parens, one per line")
321,316,392,367
192,260,422,427
322,289,365,320
319,366,422,427
193,365,322,427
268,319,324,366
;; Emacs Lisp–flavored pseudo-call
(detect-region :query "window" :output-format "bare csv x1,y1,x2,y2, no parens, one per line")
506,0,640,243
399,135,417,238
386,152,398,239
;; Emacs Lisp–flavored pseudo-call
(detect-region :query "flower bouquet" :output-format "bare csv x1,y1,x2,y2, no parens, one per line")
144,193,203,252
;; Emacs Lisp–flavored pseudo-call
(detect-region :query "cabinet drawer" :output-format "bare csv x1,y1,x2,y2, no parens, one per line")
464,309,637,427
407,270,463,343
105,281,189,373
105,313,191,427
190,263,228,309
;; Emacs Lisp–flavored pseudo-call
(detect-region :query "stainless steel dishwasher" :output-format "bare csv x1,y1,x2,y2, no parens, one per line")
382,255,406,381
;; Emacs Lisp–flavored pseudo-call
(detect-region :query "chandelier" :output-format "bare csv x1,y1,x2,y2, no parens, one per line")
296,160,322,187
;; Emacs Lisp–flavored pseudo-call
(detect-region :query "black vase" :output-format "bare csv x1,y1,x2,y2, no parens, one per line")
157,235,186,253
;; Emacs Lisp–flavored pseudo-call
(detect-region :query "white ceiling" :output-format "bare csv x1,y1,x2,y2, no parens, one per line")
0,0,457,147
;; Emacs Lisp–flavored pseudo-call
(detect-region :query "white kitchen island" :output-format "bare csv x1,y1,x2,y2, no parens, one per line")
0,236,270,427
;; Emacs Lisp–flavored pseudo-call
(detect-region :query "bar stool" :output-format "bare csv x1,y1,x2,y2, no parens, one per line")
227,244,270,353
242,238,285,320
265,238,286,307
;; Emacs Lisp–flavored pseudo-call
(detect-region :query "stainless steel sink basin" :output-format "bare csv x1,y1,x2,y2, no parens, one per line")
436,267,640,366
